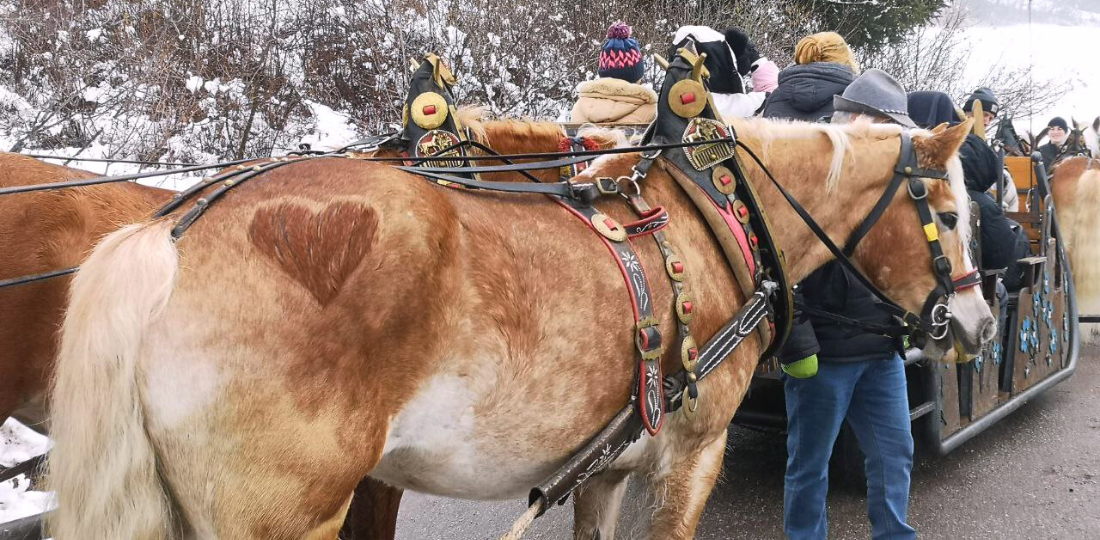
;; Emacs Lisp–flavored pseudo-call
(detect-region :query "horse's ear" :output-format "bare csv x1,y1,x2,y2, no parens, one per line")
931,122,949,134
1093,116,1099,132
1038,126,1050,142
915,118,972,168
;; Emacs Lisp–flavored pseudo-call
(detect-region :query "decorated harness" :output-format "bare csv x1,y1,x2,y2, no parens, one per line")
4,47,978,528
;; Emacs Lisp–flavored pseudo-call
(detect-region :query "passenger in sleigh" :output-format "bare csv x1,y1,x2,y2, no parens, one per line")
762,31,859,123
569,21,658,125
1037,116,1091,172
670,25,779,120
908,90,1031,293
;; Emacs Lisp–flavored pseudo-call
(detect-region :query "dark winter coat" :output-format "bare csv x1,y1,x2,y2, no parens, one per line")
762,62,855,122
1039,142,1062,172
778,262,902,364
959,134,1031,290
770,61,889,365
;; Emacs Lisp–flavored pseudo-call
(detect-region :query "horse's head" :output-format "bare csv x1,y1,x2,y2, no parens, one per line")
993,118,1029,156
851,121,997,360
1065,118,1092,157
1088,117,1100,157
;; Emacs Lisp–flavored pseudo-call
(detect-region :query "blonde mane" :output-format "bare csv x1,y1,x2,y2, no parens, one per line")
735,118,876,193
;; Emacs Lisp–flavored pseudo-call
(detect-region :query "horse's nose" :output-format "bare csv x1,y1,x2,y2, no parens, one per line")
980,316,998,345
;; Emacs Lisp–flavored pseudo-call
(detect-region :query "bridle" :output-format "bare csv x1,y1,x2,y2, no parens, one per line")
738,131,981,346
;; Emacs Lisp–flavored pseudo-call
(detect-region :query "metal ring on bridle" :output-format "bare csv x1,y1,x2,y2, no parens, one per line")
929,301,953,340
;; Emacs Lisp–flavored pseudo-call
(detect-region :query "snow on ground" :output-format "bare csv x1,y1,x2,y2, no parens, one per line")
0,419,52,523
297,100,359,151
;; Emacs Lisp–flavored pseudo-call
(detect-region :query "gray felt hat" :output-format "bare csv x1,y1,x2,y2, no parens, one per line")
833,68,916,128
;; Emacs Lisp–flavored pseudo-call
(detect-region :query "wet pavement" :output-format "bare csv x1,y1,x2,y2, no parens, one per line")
395,343,1100,539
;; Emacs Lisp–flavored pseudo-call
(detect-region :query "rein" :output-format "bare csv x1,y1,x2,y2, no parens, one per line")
735,134,979,344
0,136,744,291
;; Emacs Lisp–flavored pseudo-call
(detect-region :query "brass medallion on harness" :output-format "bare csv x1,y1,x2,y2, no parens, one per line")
682,118,735,171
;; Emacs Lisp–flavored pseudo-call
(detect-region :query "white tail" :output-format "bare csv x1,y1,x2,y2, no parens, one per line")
46,220,181,540
1066,171,1100,343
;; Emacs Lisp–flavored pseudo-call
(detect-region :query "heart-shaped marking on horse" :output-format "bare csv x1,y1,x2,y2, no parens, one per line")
248,201,377,305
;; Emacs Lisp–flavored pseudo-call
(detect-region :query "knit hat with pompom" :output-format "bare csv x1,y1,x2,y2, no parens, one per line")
598,22,645,83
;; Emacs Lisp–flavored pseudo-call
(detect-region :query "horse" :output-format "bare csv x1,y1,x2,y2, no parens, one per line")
1064,119,1093,160
1084,116,1099,158
0,121,623,539
1050,156,1100,342
0,153,173,434
44,116,994,540
993,118,1030,156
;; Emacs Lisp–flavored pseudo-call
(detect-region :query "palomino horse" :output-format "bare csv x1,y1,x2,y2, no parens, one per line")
45,114,993,539
0,121,620,538
1050,156,1100,341
0,153,173,433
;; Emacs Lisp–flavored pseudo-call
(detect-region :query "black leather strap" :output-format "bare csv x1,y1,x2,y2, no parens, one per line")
398,154,595,174
736,140,931,333
0,266,78,290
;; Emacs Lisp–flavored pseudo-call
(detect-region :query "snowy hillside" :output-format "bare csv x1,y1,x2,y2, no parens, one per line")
964,0,1100,26
954,1,1099,134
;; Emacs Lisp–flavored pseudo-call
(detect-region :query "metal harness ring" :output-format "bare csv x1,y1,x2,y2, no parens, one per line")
929,301,953,341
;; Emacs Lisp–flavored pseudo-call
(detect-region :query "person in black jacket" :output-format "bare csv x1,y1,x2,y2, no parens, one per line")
957,134,1031,290
777,68,918,540
910,90,1031,292
1039,117,1070,171
763,32,857,122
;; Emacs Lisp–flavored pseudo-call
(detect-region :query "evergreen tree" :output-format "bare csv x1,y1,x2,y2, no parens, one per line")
794,0,948,51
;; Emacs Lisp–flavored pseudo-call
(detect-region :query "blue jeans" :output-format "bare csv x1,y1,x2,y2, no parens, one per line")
783,354,917,540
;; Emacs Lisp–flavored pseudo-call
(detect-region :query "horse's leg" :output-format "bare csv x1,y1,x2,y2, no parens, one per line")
641,430,728,540
338,477,403,540
572,469,631,540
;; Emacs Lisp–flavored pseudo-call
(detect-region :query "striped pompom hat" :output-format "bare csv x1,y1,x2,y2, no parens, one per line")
598,21,645,83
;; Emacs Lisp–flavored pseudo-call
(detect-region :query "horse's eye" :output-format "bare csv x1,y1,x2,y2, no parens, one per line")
939,212,958,230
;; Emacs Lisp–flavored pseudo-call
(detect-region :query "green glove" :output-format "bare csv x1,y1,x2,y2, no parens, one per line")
782,354,818,378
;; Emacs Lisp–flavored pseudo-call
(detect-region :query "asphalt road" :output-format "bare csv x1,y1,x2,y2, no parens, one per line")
395,343,1100,539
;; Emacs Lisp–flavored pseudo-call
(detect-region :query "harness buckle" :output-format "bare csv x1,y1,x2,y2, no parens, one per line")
595,176,620,196
619,172,644,198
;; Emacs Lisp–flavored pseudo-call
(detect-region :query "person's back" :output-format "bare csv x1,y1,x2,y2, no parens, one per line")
570,78,656,124
763,32,859,122
671,26,777,120
569,22,656,125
